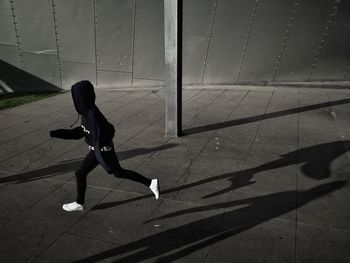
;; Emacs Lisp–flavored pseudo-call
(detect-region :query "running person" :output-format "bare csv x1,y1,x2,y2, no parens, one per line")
50,80,159,212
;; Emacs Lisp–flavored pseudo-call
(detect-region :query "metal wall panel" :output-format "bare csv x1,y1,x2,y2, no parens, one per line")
182,0,216,84
96,0,133,72
0,46,21,78
55,0,95,64
132,78,164,87
302,0,338,3
13,0,56,53
54,0,96,89
96,0,134,87
22,52,60,89
275,2,334,81
311,11,350,80
346,68,350,81
133,0,164,82
239,0,296,82
204,0,256,84
0,0,17,45
1,0,350,90
0,45,21,79
13,0,60,89
97,70,132,87
0,1,24,91
61,61,96,89
0,46,24,91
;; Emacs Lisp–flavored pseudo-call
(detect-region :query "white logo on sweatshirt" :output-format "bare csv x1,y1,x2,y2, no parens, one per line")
81,125,91,134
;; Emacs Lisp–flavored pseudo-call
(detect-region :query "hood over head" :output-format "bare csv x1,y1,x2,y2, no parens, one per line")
71,80,96,114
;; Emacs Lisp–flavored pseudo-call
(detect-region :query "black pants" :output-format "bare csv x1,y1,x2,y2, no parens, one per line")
75,150,151,204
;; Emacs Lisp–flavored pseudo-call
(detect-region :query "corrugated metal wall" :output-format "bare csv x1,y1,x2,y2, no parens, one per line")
0,0,349,91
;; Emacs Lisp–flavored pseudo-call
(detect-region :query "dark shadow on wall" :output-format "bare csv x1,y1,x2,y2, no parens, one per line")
0,59,61,92
0,144,179,184
74,180,346,263
92,140,350,210
182,98,350,136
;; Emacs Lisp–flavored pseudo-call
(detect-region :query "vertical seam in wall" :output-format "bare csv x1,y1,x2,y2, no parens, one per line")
9,0,26,88
131,0,138,86
236,0,260,82
307,1,340,81
51,0,63,89
93,0,99,86
201,0,219,85
272,0,300,82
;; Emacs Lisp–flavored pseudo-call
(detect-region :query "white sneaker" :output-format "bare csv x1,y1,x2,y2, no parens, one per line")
62,201,84,212
149,179,160,200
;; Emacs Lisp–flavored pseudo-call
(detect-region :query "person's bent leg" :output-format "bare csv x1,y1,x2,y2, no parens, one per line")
116,167,160,199
116,168,151,186
103,151,159,199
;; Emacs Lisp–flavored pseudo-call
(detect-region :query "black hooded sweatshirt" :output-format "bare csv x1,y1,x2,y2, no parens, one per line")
50,80,115,173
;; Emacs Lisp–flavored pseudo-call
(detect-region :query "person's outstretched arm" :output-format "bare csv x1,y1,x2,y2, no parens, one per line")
50,126,84,140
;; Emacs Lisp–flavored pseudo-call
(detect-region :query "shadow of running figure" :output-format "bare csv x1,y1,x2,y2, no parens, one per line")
73,180,346,263
92,140,350,210
203,140,350,199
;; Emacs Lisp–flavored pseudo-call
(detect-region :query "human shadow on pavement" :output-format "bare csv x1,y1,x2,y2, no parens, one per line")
75,180,346,263
182,98,350,136
0,144,178,184
93,140,349,210
203,140,350,198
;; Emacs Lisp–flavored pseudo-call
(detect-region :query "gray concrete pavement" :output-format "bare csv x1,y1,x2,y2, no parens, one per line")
0,87,349,262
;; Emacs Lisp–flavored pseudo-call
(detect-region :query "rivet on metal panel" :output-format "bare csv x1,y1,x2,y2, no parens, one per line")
236,0,260,82
307,1,340,81
93,0,99,86
201,0,219,85
272,0,300,81
9,0,26,87
131,0,138,86
51,0,63,89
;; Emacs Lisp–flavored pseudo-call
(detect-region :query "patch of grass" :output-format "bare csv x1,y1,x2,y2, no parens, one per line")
0,91,62,111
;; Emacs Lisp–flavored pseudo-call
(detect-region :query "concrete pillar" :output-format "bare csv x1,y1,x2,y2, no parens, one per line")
164,0,182,137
